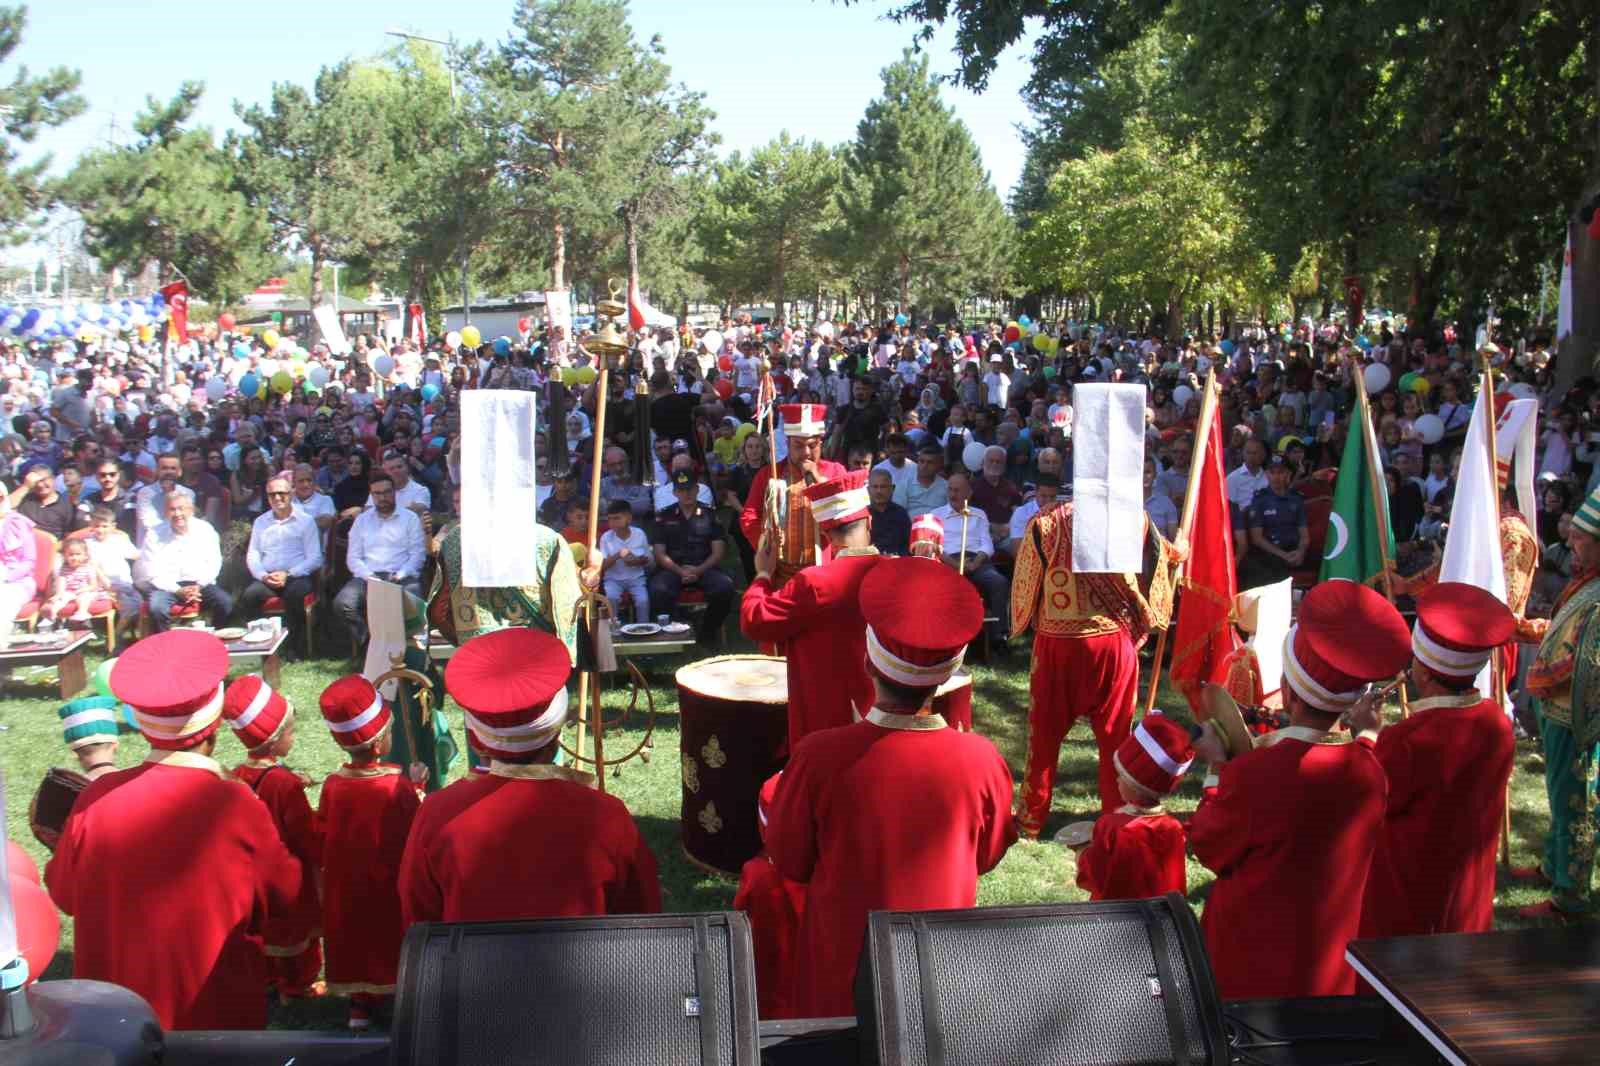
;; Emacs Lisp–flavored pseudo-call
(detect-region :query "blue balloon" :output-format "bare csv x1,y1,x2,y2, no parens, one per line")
231,342,250,360
421,383,440,402
492,337,511,356
1219,339,1235,356
1018,314,1032,327
431,436,446,449
239,373,260,398
894,313,908,327
3,314,19,333
150,292,165,308
18,309,39,334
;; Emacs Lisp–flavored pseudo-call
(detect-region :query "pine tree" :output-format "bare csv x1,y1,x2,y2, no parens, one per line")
0,5,85,240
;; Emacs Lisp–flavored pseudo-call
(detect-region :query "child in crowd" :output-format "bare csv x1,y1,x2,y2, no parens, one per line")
85,507,140,635
1072,711,1192,901
57,696,122,781
220,676,324,1001
711,417,741,472
599,498,651,623
318,675,425,1031
41,537,110,624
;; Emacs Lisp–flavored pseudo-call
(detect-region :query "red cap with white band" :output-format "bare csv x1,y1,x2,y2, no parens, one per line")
319,675,392,750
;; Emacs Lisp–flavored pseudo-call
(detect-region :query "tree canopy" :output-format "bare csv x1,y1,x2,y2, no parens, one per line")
0,4,84,240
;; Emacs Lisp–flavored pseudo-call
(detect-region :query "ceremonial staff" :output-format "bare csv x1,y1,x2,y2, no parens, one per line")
1351,359,1410,719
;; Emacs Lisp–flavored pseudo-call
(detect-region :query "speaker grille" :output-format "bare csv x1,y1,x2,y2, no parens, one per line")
885,910,1209,1066
402,922,739,1066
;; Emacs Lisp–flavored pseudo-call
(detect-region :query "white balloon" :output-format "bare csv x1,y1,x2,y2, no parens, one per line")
308,365,330,388
1172,385,1195,409
257,358,279,377
1363,362,1392,394
961,440,988,472
444,331,462,350
205,377,228,402
814,321,834,340
700,329,724,353
1413,413,1445,445
373,354,396,378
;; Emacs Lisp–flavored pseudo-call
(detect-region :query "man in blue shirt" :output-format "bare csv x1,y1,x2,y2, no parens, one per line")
1243,456,1308,589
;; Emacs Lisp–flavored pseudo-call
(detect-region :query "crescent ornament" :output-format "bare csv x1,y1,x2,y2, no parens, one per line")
1323,513,1350,561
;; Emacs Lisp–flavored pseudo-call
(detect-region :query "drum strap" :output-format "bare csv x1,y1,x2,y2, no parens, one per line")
1142,900,1190,1066
83,762,115,774
691,916,720,1066
912,917,947,1066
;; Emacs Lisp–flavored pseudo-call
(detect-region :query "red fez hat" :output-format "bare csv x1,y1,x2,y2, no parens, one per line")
319,675,391,750
803,469,870,531
111,629,228,750
221,674,291,752
861,557,982,689
1114,712,1195,797
446,628,572,759
1412,582,1514,680
910,513,944,553
779,403,827,438
1282,582,1411,713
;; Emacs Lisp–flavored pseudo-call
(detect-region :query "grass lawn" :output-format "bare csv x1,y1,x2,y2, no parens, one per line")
0,626,1562,1031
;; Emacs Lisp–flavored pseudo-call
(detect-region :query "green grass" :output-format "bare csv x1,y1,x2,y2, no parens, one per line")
0,629,1562,1031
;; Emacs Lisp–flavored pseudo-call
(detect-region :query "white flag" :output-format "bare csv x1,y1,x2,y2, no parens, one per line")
460,390,541,588
1440,384,1507,707
1559,226,1574,342
1071,383,1146,573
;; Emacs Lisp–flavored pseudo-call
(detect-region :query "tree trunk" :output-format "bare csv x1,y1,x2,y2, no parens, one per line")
1556,214,1600,398
551,220,566,293
1164,296,1184,340
774,233,787,330
1410,246,1449,335
308,249,326,344
899,253,910,313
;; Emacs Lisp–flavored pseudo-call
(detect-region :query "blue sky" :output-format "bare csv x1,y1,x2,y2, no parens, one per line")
14,0,1034,267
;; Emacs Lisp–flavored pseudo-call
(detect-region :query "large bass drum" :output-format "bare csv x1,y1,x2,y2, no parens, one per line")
30,767,90,851
677,655,789,876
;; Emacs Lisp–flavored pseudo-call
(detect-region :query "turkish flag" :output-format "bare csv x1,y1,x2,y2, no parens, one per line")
1167,399,1241,714
160,279,189,344
408,302,427,346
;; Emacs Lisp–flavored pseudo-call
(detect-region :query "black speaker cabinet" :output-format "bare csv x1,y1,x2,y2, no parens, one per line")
391,912,760,1066
854,894,1228,1066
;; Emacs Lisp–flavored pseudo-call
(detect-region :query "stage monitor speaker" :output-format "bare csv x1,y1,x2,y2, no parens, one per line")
391,912,760,1066
855,893,1228,1066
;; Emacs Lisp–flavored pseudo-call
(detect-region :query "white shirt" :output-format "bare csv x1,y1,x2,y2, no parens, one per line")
871,457,916,493
87,532,138,586
652,481,714,513
346,506,425,582
291,489,336,524
139,518,223,591
932,503,994,558
367,477,431,513
247,509,324,581
1008,498,1047,546
134,482,196,544
983,371,1010,407
600,526,652,577
1225,464,1269,510
734,355,761,390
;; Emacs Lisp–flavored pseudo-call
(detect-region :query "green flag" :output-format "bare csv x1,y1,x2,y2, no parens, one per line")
1318,411,1395,585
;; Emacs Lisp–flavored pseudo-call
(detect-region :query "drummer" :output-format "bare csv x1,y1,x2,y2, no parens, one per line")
741,469,880,748
765,557,1018,1019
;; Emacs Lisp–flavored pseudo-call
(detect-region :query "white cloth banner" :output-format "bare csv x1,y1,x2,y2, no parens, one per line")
1559,226,1574,342
1071,383,1146,573
362,577,407,700
460,390,541,588
545,290,572,338
312,304,350,354
1496,398,1539,531
1247,578,1293,702
1441,385,1508,710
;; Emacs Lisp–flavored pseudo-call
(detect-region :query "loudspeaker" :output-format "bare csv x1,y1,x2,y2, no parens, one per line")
391,912,760,1066
854,894,1228,1066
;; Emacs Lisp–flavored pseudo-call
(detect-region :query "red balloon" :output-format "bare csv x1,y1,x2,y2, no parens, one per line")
217,312,236,332
517,316,531,333
1004,325,1021,343
7,840,39,885
1589,214,1600,242
714,378,734,400
718,355,734,372
9,874,59,983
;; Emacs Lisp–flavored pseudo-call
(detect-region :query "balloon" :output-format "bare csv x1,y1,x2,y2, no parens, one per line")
262,329,280,349
700,329,724,353
205,377,228,402
151,292,166,308
18,309,39,334
218,312,236,331
1219,339,1235,356
1413,414,1445,445
290,359,307,380
493,337,512,356
9,874,58,983
1004,325,1021,343
894,313,909,327
961,440,988,472
3,313,19,333
1018,314,1032,328
7,840,38,885
308,365,330,388
574,366,598,385
270,371,293,395
257,358,279,377
372,354,396,378
1398,371,1418,393
79,303,102,322
445,330,462,350
714,378,734,400
31,309,54,334
1173,385,1195,408
1363,363,1392,394
559,367,582,386
93,657,117,698
718,355,734,372
239,373,260,398
517,316,531,333
421,384,440,402
273,333,292,352
460,325,482,349
1042,366,1057,380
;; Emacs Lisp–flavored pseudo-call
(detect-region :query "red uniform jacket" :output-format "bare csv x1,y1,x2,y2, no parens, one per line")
738,460,848,548
398,764,661,926
1359,694,1513,939
1075,807,1187,901
740,549,880,749
231,759,322,956
765,710,1017,1018
1188,729,1386,1000
733,852,807,1020
46,752,304,1030
319,764,422,993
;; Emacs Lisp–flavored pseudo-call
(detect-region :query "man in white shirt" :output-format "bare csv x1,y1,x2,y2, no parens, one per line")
336,470,425,656
932,470,1010,652
289,462,336,530
133,454,196,547
364,449,432,515
241,475,324,659
139,492,230,632
871,433,917,493
1225,437,1270,511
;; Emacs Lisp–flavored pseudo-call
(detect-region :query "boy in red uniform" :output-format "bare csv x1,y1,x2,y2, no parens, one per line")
318,674,426,1030
1353,583,1516,939
1074,711,1192,900
221,675,323,1000
732,773,806,1019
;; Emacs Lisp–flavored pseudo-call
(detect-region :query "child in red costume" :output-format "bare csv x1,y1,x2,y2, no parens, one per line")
732,773,806,1019
1074,711,1191,900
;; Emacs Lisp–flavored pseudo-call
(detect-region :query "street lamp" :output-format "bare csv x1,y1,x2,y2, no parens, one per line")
385,27,471,328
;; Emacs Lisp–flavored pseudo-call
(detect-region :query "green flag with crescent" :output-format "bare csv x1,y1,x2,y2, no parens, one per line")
1319,408,1395,586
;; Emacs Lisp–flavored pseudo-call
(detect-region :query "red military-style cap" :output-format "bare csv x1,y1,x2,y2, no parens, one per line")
1282,581,1411,713
446,627,572,759
861,556,982,689
111,629,229,751
1114,711,1195,798
779,403,827,438
803,469,871,531
910,513,945,554
221,674,292,752
319,675,392,750
1411,582,1515,680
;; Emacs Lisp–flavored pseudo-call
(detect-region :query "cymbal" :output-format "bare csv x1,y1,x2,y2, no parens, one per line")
1199,684,1254,760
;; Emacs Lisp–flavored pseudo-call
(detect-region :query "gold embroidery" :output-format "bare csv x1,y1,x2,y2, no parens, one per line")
701,735,727,768
698,801,723,834
682,754,700,794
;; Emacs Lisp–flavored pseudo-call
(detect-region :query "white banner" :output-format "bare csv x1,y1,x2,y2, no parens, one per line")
312,303,350,354
460,390,541,588
1071,383,1146,573
544,289,572,339
1559,225,1574,342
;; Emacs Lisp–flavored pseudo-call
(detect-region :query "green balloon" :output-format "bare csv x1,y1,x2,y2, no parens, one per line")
93,657,117,699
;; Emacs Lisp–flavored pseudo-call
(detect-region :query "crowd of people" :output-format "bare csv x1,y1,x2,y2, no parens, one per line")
10,306,1600,1035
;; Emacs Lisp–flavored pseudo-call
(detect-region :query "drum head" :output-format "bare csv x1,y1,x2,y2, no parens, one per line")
935,669,972,697
676,655,788,704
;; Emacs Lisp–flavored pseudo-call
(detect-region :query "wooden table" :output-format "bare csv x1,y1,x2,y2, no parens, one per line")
1348,926,1600,1065
614,627,696,658
222,630,289,687
0,633,90,697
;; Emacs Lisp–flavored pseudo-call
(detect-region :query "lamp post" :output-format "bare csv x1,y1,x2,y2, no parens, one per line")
386,27,471,328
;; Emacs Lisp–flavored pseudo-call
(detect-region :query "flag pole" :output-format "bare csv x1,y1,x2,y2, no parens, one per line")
1144,367,1218,714
1352,364,1411,719
1481,361,1514,868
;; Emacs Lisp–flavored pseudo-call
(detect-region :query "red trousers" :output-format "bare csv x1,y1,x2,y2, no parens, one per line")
268,939,322,995
1020,629,1137,836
